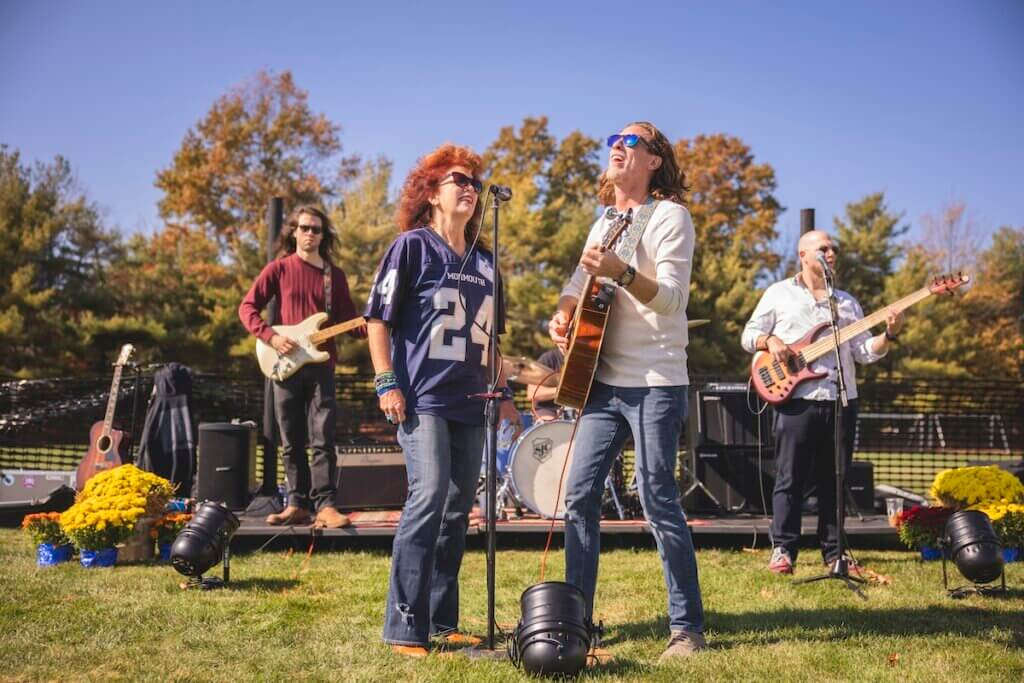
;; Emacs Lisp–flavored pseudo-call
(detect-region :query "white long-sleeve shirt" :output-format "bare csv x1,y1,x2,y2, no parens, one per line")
561,201,694,387
740,275,886,401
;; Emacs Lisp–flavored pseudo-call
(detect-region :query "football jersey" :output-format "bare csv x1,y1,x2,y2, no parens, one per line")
365,227,505,425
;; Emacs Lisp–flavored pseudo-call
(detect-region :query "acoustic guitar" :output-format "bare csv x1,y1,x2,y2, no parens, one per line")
750,272,970,405
555,209,634,410
76,344,135,490
255,313,366,381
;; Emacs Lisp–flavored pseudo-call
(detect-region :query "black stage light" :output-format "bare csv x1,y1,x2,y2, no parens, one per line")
170,500,240,590
508,582,598,677
942,509,1005,598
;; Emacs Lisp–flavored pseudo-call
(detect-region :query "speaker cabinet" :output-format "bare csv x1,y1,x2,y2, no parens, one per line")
334,445,407,510
693,383,774,448
686,445,776,513
846,461,875,513
197,422,257,510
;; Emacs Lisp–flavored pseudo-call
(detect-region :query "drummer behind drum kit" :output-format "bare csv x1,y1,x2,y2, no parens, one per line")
493,319,711,522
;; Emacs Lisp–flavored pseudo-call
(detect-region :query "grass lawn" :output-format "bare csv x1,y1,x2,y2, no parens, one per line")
1,529,1022,682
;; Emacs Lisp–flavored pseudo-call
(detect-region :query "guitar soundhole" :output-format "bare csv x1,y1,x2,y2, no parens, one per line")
97,435,112,454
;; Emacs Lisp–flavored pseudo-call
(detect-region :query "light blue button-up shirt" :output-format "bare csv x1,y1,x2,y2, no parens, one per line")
741,275,886,401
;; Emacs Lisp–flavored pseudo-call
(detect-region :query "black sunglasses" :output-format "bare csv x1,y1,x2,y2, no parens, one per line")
443,171,483,193
295,223,323,235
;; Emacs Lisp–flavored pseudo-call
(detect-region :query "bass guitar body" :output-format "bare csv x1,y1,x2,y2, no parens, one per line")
76,422,127,490
749,323,829,405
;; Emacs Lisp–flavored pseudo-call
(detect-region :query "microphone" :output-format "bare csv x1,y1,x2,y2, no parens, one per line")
489,184,513,201
816,249,833,279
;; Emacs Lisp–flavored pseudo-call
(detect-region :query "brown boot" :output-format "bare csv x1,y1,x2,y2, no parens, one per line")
314,505,351,529
265,505,312,526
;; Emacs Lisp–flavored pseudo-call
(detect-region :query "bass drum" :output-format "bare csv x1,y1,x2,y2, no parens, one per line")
508,419,575,519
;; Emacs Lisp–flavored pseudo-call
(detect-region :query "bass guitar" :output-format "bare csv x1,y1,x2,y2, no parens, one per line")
555,209,633,410
750,272,970,405
255,313,366,381
76,344,135,490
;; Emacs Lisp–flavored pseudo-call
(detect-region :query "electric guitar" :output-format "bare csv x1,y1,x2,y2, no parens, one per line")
255,313,366,381
555,209,633,410
76,344,135,490
750,272,970,405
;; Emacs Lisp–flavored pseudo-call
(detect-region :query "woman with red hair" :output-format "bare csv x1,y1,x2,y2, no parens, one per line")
366,143,520,656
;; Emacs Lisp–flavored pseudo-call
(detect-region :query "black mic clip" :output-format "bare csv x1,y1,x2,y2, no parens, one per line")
488,184,513,202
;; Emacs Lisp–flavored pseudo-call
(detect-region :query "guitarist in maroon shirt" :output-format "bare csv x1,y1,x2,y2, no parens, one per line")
239,205,362,528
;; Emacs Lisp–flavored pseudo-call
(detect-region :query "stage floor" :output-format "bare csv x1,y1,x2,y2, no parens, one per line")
234,508,897,539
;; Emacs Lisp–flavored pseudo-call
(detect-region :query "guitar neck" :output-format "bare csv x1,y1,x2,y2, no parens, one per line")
309,317,365,344
801,285,933,363
101,365,125,437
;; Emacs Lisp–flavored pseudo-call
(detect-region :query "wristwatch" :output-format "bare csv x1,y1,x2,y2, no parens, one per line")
885,329,899,342
616,265,636,287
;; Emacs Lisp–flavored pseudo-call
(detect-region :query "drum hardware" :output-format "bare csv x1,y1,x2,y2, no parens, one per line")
502,356,560,387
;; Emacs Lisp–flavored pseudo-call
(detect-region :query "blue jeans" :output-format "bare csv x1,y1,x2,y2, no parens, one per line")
564,382,704,633
382,413,484,646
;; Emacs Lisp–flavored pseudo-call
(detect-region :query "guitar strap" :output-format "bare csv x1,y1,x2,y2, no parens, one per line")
597,198,659,285
323,264,332,320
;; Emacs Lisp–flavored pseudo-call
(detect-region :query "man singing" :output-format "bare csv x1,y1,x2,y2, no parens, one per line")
549,121,706,664
741,229,903,574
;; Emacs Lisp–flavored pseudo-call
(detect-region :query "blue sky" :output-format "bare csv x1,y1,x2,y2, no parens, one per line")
2,1,1021,250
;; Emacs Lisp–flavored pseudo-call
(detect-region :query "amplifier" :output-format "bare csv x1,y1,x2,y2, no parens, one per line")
335,444,407,510
0,469,77,523
692,383,774,448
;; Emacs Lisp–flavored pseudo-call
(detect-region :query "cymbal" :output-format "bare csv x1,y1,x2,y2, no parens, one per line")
502,356,560,386
688,319,710,329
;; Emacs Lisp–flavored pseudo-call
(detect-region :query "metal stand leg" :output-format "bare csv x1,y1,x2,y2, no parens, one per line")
604,476,625,520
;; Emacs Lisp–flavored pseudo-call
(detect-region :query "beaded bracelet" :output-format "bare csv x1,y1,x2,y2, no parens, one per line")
374,370,399,397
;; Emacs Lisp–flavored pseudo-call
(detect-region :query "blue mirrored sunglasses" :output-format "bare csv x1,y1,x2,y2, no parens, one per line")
606,134,648,149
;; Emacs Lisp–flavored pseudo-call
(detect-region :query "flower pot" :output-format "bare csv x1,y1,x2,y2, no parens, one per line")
920,546,942,561
80,547,118,568
1003,547,1020,563
158,542,172,562
37,543,73,567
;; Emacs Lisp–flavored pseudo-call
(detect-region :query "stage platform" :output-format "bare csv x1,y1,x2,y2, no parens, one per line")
233,508,897,541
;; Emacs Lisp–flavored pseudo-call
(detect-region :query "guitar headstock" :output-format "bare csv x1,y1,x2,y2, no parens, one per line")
114,344,135,366
929,272,970,296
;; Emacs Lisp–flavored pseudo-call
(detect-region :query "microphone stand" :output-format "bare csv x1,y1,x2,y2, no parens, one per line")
796,263,866,596
467,186,509,655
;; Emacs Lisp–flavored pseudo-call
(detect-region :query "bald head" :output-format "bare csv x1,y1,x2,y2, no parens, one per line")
798,230,832,254
797,230,837,281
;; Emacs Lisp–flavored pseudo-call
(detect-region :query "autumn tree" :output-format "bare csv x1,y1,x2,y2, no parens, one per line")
962,226,1023,379
155,70,352,278
833,192,908,314
482,117,602,355
0,146,121,376
675,134,783,375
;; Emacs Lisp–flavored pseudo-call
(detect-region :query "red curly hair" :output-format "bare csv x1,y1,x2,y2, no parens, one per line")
396,143,484,241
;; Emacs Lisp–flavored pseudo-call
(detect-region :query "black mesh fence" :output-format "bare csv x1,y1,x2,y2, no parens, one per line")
1,372,1021,497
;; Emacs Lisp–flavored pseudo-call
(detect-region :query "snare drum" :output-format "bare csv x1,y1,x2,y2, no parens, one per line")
508,419,575,519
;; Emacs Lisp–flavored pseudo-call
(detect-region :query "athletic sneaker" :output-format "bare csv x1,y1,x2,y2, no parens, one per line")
768,547,794,574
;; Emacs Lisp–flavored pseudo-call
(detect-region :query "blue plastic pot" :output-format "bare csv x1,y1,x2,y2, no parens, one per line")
37,543,73,566
80,547,118,568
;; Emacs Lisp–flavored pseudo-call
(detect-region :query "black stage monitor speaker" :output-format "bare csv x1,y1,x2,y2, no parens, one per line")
197,422,257,510
335,444,407,510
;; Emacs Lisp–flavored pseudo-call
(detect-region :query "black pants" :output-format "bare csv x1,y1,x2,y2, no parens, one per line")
771,398,858,562
273,363,337,512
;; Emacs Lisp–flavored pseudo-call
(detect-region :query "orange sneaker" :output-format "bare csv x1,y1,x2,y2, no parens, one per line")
391,645,429,658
